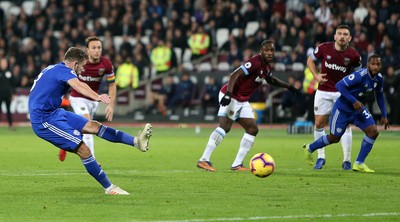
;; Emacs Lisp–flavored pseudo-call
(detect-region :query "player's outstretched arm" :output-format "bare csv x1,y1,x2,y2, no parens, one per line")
105,82,117,121
68,78,110,104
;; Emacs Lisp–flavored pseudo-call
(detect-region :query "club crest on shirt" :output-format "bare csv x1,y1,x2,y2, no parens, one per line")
327,55,331,60
99,68,105,76
344,58,350,65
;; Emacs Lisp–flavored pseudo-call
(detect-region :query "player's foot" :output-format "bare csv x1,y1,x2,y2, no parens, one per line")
230,164,250,171
134,123,152,152
105,185,130,195
352,163,375,173
314,158,326,170
197,161,216,172
58,149,67,162
342,161,351,170
303,144,313,165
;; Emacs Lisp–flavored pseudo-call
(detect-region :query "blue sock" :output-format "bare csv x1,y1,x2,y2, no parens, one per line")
355,136,375,164
97,125,134,146
309,135,331,152
82,155,112,189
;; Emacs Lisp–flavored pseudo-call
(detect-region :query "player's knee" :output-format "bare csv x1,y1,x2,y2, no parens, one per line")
328,134,341,143
367,130,379,139
76,143,92,159
247,126,259,136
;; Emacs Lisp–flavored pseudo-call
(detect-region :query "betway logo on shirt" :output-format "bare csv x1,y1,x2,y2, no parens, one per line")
78,74,102,82
325,61,347,73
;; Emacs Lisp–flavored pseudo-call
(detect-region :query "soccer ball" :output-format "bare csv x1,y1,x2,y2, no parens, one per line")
249,153,275,178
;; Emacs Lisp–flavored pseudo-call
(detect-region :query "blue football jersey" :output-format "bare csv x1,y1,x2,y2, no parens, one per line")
335,68,384,113
29,62,77,123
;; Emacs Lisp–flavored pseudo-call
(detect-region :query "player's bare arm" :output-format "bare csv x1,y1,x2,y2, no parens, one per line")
68,78,110,104
307,56,327,84
105,82,116,121
226,68,245,93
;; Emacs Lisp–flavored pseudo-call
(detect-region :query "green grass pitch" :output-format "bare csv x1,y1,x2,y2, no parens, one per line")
0,125,399,222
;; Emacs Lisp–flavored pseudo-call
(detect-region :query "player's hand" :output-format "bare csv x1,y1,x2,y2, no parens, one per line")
220,91,232,106
288,85,302,96
316,73,328,84
105,105,114,121
380,117,389,130
352,101,364,112
98,94,111,104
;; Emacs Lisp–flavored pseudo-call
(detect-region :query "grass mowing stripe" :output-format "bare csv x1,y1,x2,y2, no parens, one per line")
149,212,400,222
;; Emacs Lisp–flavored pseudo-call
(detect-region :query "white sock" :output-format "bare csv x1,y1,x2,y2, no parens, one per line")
341,127,352,162
232,133,255,167
314,128,326,159
83,134,95,157
199,127,226,162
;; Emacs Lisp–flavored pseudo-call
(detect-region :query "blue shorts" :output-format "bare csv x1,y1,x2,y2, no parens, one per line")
330,103,375,137
31,109,89,152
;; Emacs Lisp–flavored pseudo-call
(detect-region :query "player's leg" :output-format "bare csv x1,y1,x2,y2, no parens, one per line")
233,116,258,171
352,112,378,173
75,142,128,194
65,110,153,151
313,90,333,169
197,116,233,171
197,92,234,171
304,104,346,166
340,126,352,170
69,97,95,156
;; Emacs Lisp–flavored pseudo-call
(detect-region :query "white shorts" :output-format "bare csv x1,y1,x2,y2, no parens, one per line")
217,92,254,121
69,96,99,118
314,90,341,115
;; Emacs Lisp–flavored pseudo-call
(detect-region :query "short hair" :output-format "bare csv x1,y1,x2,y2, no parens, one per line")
64,47,87,63
368,53,381,62
261,39,275,48
85,36,102,48
336,24,351,34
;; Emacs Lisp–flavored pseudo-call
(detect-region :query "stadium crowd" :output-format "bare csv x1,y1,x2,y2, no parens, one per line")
0,0,399,123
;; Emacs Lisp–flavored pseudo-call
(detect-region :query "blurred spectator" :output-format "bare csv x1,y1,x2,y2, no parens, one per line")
150,40,175,75
383,66,399,124
147,75,176,116
200,76,220,115
188,25,210,61
168,72,194,115
115,56,139,89
302,66,318,122
0,58,15,130
353,1,369,23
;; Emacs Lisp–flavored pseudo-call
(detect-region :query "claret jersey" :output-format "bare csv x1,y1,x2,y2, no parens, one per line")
312,42,361,92
220,54,272,102
70,56,114,100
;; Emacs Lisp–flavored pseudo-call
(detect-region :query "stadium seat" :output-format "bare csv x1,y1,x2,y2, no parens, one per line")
217,62,231,71
37,0,48,9
198,62,212,72
0,1,13,12
245,21,259,37
22,1,35,16
182,48,192,63
173,47,182,64
216,28,229,49
281,45,293,53
97,17,108,27
292,62,305,71
7,5,20,17
231,28,240,37
274,62,286,71
182,62,194,71
113,36,123,52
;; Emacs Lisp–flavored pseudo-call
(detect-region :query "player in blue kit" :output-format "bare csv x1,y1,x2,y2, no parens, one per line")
303,54,389,172
29,47,152,195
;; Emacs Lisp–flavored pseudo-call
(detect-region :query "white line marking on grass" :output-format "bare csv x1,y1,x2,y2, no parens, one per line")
145,212,400,222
